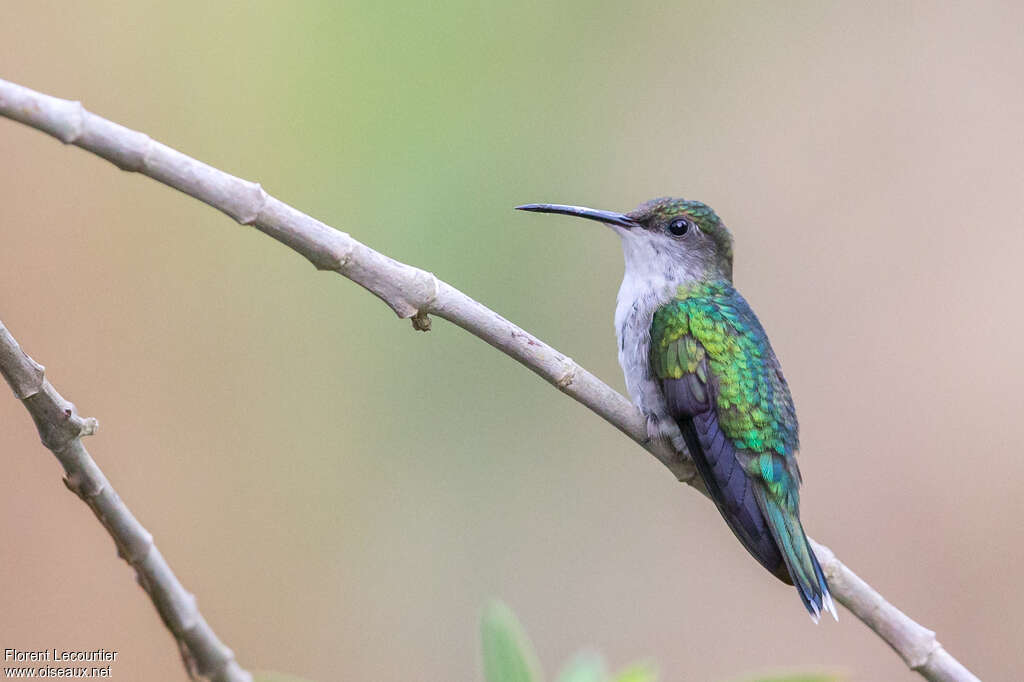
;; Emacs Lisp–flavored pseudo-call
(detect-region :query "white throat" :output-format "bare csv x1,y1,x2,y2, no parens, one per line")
612,228,700,335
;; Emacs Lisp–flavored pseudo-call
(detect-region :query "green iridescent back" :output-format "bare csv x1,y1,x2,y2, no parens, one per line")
651,279,801,506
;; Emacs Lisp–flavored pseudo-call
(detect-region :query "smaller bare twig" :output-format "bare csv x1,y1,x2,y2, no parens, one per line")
0,319,252,682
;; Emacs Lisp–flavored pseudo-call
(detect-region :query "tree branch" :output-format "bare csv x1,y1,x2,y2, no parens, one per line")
0,78,980,682
0,321,252,682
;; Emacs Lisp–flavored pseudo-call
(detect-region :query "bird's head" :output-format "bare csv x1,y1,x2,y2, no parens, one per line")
517,197,734,282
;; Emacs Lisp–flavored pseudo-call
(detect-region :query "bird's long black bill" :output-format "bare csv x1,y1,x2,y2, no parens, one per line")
515,203,639,229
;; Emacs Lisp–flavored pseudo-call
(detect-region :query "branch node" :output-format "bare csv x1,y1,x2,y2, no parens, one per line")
62,472,85,498
411,311,432,332
0,323,46,398
556,356,579,389
407,271,440,331
318,233,357,272
426,271,440,307
135,133,156,172
123,528,156,566
180,592,201,631
79,415,100,437
909,639,942,671
59,100,86,144
238,182,269,226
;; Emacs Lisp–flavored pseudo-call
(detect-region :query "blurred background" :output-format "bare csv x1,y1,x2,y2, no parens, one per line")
2,2,1022,680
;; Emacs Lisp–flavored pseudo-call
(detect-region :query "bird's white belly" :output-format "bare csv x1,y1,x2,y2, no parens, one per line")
614,275,686,450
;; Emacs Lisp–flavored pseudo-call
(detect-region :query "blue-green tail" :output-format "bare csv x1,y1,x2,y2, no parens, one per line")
677,413,836,621
755,487,837,623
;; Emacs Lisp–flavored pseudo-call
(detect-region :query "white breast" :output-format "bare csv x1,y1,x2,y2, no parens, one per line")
613,237,689,448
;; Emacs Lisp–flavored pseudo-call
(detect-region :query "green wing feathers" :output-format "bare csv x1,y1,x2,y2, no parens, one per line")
651,280,835,620
651,280,799,460
650,279,803,517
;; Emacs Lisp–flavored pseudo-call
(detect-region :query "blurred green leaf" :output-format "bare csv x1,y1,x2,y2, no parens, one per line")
482,600,544,682
609,663,658,682
556,651,608,682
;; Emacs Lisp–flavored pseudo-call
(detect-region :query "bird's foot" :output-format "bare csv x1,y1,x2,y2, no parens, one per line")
646,415,691,459
643,415,663,445
646,414,673,443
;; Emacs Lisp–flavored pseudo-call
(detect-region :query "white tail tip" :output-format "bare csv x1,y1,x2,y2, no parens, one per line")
824,590,839,621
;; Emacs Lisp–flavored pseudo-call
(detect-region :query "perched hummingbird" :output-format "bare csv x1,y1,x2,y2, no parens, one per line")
517,197,836,621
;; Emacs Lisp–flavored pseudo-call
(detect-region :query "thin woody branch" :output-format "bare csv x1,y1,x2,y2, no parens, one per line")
0,78,979,682
0,321,252,682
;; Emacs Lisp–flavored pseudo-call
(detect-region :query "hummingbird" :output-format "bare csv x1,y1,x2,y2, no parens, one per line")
517,197,836,621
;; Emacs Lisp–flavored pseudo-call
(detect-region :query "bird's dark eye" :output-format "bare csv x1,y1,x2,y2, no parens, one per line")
668,218,690,236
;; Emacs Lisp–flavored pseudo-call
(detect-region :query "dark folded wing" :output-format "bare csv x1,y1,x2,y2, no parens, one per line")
663,374,788,580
